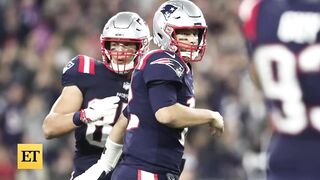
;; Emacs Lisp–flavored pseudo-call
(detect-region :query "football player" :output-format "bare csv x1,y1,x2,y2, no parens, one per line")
239,0,320,179
78,1,224,180
42,12,151,180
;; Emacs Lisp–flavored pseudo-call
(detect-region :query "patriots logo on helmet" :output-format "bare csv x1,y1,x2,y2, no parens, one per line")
161,4,178,20
151,58,184,77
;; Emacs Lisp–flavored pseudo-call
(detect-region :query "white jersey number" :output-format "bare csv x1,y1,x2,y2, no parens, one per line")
179,97,196,146
254,44,320,134
86,102,127,147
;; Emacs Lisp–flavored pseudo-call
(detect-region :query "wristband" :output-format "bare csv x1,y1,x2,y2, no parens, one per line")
73,111,84,126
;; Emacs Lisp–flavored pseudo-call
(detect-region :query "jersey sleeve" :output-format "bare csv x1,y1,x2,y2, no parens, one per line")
143,54,185,85
238,0,261,42
61,55,80,86
238,0,262,58
148,82,178,113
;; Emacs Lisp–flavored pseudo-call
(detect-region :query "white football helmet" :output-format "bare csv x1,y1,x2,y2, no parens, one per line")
153,0,207,62
101,12,151,74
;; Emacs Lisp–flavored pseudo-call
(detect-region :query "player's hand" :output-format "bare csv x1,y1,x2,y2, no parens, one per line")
209,111,224,136
80,96,120,123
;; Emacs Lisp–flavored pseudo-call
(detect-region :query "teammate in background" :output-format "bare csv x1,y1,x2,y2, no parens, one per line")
239,0,320,179
42,12,151,179
80,1,224,180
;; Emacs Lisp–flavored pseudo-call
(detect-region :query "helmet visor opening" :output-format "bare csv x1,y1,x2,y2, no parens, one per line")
101,37,143,73
169,26,207,62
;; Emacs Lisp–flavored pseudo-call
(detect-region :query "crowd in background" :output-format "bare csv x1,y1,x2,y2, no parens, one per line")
0,0,270,179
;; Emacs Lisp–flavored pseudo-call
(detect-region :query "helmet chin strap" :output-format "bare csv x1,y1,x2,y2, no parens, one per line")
110,60,135,74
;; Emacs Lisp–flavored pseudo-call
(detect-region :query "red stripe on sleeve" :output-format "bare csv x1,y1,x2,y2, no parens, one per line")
78,55,85,73
89,57,95,74
243,1,261,41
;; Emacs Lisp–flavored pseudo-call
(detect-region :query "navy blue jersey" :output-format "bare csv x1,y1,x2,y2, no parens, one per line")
62,55,130,178
120,50,194,175
243,0,320,137
241,0,320,179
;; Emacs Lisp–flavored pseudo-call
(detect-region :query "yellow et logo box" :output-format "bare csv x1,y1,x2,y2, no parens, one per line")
17,144,43,169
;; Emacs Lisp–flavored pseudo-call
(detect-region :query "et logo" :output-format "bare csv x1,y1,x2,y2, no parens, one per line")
17,144,43,169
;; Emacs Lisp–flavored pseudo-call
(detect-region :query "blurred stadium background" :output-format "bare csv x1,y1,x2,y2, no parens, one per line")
0,0,269,179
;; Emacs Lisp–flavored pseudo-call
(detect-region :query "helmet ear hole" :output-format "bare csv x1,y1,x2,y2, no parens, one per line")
171,30,176,39
104,41,110,50
135,43,140,51
198,28,205,45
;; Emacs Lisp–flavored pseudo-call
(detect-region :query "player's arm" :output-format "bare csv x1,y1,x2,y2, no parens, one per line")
43,86,120,139
99,113,127,170
149,81,224,135
156,103,222,130
74,113,128,180
109,112,128,143
143,55,223,135
42,86,82,139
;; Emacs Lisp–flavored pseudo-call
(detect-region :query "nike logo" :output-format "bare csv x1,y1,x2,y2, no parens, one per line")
165,52,175,58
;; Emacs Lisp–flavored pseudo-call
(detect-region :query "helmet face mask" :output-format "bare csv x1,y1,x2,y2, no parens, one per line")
101,12,151,74
153,0,207,62
101,38,143,74
169,26,207,62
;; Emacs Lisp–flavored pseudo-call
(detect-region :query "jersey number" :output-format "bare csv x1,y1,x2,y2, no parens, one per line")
86,102,127,147
254,44,320,134
179,97,196,146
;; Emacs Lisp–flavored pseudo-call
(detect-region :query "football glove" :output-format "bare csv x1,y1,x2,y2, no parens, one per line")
74,137,123,180
80,96,120,124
